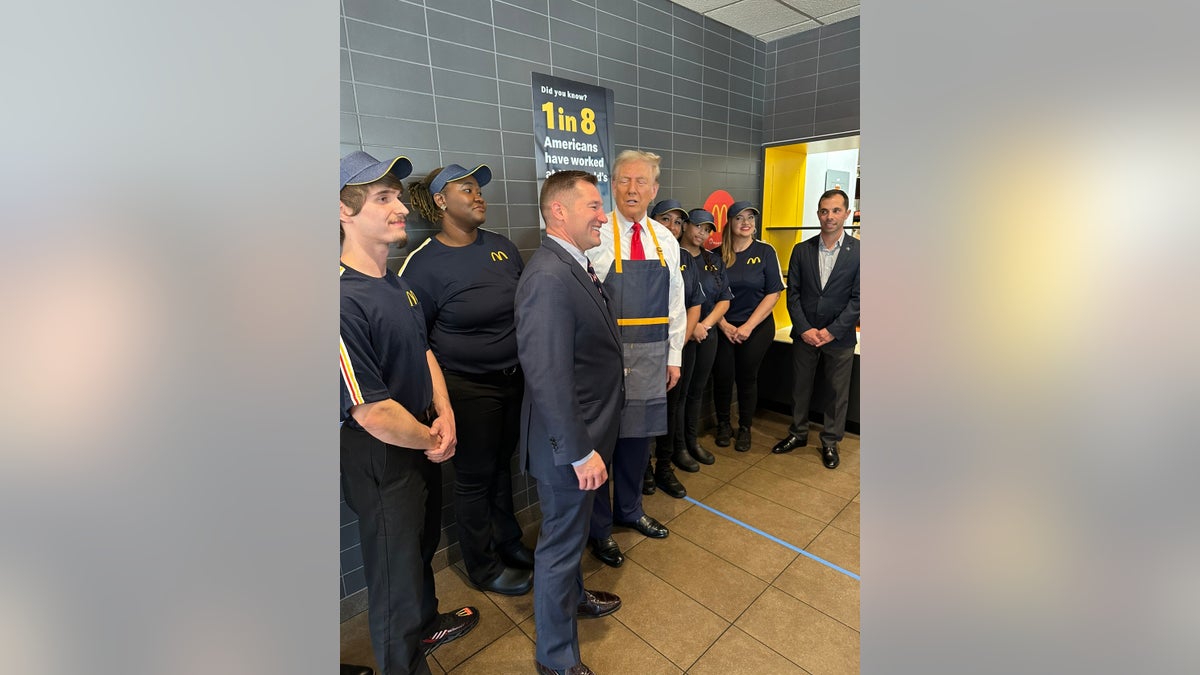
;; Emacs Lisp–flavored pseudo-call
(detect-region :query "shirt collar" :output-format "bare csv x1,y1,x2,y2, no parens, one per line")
613,209,647,235
547,234,589,269
821,229,846,252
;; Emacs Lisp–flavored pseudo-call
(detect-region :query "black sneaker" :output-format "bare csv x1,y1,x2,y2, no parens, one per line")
421,606,480,656
735,427,752,452
714,421,733,447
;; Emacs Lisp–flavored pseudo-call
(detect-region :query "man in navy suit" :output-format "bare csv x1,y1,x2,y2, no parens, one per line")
771,188,860,469
515,170,624,675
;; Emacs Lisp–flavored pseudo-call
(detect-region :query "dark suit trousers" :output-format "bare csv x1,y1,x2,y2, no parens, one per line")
789,341,855,446
654,339,697,461
590,436,650,539
443,369,525,586
341,425,441,675
534,476,595,669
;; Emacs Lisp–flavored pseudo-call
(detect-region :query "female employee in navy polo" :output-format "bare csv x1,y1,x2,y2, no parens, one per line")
711,201,785,452
680,208,731,465
401,163,534,597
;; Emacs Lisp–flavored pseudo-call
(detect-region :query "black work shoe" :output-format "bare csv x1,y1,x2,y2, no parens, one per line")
672,448,699,473
536,661,596,675
473,566,532,596
654,463,687,499
688,443,716,465
714,421,733,447
499,543,535,570
421,606,479,656
821,444,840,469
642,463,656,495
772,434,807,455
589,536,624,567
615,514,669,538
735,426,752,452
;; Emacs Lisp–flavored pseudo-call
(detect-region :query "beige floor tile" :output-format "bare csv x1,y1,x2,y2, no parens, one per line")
447,626,535,674
691,452,754,482
829,501,859,536
736,587,859,675
756,452,860,500
625,532,768,622
773,555,860,630
643,488,697,525
430,567,516,671
587,559,730,670
703,484,828,551
688,626,807,675
484,581,535,626
518,612,683,674
731,466,850,523
668,504,797,582
805,526,859,576
674,469,725,501
340,609,448,674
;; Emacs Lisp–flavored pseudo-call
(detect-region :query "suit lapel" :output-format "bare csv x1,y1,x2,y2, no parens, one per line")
828,235,855,284
544,239,620,346
808,237,822,291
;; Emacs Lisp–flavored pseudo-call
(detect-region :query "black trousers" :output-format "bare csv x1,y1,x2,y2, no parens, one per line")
788,341,856,447
441,368,525,585
341,424,440,675
654,339,697,462
712,315,776,429
684,329,720,450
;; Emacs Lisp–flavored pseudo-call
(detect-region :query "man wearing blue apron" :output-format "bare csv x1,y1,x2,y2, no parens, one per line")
584,150,686,567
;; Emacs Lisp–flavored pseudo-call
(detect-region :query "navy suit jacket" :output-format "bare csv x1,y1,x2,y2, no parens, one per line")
515,238,625,486
786,232,860,350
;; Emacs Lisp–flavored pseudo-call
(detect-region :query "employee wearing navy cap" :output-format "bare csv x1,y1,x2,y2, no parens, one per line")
681,209,731,465
645,199,702,498
401,163,535,597
339,151,479,674
711,201,785,452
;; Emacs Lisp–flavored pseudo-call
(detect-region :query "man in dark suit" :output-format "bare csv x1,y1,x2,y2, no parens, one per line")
771,188,860,469
515,170,624,675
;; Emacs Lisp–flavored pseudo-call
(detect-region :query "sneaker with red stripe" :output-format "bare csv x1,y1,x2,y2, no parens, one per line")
420,606,480,656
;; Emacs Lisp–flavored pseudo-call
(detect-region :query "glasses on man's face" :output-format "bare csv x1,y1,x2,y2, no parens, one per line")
615,177,649,187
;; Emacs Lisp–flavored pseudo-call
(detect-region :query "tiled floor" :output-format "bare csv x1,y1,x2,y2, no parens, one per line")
341,410,860,674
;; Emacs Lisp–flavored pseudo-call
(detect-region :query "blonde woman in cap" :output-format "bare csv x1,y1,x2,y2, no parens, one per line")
401,163,535,597
711,201,784,451
681,208,731,465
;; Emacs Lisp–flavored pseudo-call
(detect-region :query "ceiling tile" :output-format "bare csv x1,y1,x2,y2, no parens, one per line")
816,6,860,24
670,0,739,13
757,20,820,42
707,0,809,37
778,0,857,19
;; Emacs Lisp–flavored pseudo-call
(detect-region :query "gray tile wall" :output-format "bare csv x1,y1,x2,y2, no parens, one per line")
339,0,858,605
765,15,859,143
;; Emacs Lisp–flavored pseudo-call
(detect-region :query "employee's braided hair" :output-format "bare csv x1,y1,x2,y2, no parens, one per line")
407,167,446,226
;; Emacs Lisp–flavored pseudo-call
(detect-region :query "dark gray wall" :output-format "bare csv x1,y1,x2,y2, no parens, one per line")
765,15,859,144
338,0,859,609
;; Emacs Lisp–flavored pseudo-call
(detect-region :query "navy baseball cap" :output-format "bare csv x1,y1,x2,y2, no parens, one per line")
651,199,688,219
728,201,760,218
340,151,413,191
687,208,716,229
430,163,492,195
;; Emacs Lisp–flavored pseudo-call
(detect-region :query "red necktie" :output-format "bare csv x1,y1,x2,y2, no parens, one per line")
630,222,646,261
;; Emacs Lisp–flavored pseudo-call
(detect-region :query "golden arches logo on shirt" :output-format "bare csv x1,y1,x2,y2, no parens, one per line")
679,263,687,271
406,290,418,306
490,250,509,261
746,256,762,265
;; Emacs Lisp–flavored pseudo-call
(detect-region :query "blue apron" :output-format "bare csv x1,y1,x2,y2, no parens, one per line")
603,214,670,438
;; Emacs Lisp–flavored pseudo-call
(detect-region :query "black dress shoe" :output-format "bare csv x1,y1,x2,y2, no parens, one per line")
642,462,656,495
654,462,687,499
500,543,535,570
535,661,596,675
735,426,752,452
688,443,716,465
474,566,533,596
772,434,807,454
672,447,699,472
616,513,669,538
714,421,733,447
589,536,624,567
576,588,621,618
340,665,373,675
821,444,840,469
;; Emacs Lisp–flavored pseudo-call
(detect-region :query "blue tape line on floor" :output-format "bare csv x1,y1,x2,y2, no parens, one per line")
682,496,860,581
